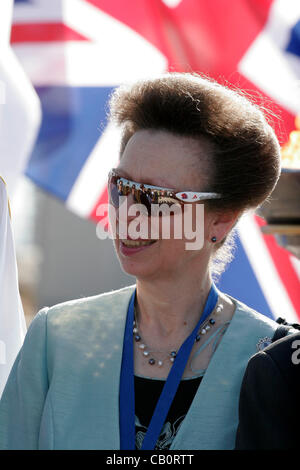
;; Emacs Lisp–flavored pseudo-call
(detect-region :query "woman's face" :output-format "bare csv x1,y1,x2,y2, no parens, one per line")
111,129,217,282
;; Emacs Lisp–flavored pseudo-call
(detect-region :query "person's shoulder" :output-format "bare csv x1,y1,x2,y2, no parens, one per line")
263,331,300,358
33,284,136,327
246,331,300,388
49,283,135,311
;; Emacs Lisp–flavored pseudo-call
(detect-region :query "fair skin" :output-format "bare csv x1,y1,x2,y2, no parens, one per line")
112,129,240,379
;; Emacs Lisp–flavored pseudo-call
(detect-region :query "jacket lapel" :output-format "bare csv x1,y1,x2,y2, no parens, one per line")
170,299,277,450
82,285,135,449
99,286,135,449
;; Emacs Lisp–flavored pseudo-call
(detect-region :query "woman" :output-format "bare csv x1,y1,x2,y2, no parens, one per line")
0,73,288,450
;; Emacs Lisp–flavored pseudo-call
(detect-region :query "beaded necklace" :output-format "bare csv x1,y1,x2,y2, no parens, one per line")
133,301,224,368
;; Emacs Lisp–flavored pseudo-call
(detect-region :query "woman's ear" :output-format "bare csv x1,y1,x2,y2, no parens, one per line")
209,210,241,244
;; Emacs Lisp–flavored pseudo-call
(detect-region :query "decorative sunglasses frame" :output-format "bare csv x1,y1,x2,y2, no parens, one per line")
108,169,222,214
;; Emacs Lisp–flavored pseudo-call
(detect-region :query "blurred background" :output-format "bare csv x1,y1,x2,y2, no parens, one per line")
1,0,300,333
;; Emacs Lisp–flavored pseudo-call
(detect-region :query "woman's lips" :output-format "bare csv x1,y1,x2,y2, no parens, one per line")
119,239,157,256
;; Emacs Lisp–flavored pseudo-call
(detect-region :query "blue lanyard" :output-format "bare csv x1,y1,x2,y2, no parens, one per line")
119,284,219,450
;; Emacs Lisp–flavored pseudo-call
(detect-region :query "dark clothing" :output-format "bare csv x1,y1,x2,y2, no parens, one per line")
235,332,300,449
135,375,202,450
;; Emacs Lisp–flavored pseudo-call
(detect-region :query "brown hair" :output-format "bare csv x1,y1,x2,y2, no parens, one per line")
108,72,281,213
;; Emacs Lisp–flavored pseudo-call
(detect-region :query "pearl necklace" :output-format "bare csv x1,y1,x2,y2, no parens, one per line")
133,302,224,367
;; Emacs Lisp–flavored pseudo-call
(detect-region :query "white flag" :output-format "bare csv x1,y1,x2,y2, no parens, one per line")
0,177,27,397
0,0,40,396
0,0,41,197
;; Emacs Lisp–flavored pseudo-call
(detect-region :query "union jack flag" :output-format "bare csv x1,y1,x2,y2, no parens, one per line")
11,0,300,321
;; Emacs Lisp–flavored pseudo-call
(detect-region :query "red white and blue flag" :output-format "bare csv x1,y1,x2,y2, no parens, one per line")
11,0,300,322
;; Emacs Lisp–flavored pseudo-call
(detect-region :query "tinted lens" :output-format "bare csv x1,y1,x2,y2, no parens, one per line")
138,191,152,215
108,171,182,217
108,176,120,208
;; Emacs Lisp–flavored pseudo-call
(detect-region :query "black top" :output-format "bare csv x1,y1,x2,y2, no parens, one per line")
134,374,202,450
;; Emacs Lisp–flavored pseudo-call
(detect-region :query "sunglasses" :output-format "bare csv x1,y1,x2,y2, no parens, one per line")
108,169,222,216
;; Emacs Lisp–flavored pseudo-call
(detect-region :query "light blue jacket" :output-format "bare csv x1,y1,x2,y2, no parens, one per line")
0,284,281,450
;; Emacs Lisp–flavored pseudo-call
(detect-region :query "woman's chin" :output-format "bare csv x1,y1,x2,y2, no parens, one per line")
115,239,159,278
119,259,157,279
